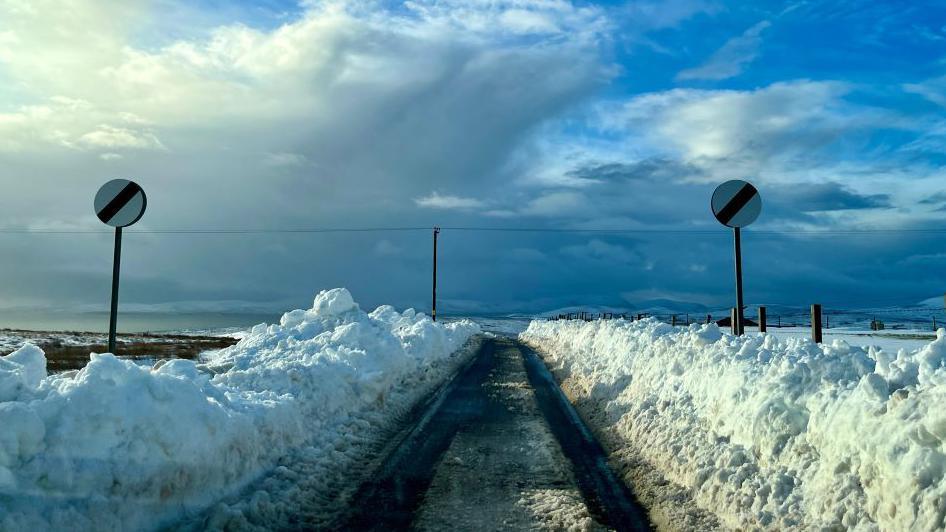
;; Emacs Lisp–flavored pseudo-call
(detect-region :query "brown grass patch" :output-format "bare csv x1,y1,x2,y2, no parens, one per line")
34,335,239,372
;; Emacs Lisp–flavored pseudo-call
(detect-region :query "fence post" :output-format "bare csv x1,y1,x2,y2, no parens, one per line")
671,315,677,326
706,314,712,324
934,316,938,331
759,306,767,333
811,304,823,343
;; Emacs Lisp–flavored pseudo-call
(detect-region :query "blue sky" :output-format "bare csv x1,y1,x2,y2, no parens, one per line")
1,0,945,316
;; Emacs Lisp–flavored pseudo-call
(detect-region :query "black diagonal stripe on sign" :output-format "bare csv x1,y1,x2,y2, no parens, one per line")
716,183,757,225
97,183,141,223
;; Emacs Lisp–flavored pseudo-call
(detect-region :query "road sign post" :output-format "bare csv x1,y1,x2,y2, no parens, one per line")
94,179,147,353
711,180,762,337
733,227,744,335
109,227,122,352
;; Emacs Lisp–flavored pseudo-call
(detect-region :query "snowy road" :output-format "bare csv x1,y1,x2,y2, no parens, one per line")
340,337,651,531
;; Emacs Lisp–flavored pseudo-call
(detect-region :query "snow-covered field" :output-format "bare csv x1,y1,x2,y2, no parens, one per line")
766,326,934,353
0,288,479,530
459,317,531,337
521,318,946,531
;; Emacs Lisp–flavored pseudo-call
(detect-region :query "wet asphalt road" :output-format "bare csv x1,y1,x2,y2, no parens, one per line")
340,337,651,531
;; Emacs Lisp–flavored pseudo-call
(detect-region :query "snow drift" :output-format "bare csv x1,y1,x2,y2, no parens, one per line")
521,318,946,531
0,289,479,530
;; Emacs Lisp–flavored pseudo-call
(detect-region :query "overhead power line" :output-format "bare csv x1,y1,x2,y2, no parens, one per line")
1,226,946,235
0,227,430,234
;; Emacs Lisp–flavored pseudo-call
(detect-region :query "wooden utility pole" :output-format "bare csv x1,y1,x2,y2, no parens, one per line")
758,306,766,333
432,227,440,321
812,304,823,343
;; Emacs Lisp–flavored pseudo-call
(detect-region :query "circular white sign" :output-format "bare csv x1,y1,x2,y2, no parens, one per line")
94,179,147,228
711,180,761,228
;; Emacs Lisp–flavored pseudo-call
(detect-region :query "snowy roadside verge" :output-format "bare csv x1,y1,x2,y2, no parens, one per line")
521,318,946,531
0,288,479,531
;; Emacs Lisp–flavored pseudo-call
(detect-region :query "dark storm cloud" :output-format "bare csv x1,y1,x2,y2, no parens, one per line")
565,159,704,183
767,182,892,215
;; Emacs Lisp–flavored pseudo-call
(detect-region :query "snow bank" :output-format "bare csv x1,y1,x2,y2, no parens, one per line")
521,318,946,531
0,289,479,530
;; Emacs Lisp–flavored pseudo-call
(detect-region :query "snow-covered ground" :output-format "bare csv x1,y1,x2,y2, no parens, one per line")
460,317,532,337
761,326,934,353
521,318,946,530
0,288,479,530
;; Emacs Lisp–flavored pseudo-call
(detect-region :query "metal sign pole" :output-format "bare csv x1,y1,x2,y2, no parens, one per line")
94,179,147,354
711,179,761,337
108,227,122,353
733,227,744,336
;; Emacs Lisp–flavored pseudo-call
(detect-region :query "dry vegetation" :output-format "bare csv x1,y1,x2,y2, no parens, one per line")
1,330,239,372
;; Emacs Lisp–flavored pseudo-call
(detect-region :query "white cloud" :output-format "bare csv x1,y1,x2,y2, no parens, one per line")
263,152,309,167
499,9,561,34
78,125,165,150
0,0,617,311
508,247,547,261
373,239,403,256
905,75,946,107
402,0,608,41
561,239,641,264
596,80,905,181
677,20,771,81
415,192,486,210
0,99,163,153
622,0,721,31
521,190,588,216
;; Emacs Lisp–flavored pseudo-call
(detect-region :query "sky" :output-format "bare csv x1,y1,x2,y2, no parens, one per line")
1,0,946,318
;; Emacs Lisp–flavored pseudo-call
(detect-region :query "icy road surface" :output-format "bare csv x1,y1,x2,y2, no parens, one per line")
340,337,651,530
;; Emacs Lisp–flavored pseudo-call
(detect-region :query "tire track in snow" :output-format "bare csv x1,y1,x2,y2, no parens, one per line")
339,337,651,530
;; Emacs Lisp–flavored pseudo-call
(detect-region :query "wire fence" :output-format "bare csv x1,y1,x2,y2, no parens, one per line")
546,305,946,333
